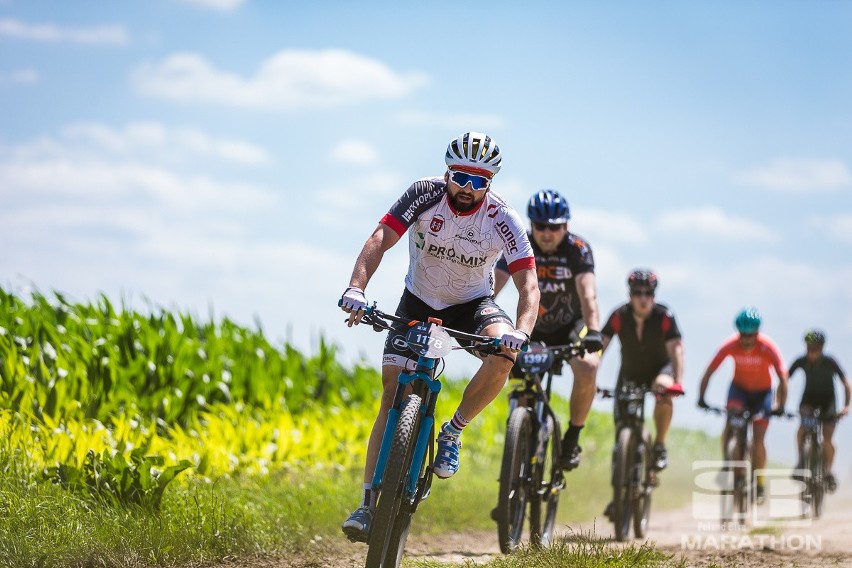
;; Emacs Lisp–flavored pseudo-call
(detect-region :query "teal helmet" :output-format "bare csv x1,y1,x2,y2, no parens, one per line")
734,307,761,334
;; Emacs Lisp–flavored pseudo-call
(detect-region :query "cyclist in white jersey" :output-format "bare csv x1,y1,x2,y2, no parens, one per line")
339,132,540,543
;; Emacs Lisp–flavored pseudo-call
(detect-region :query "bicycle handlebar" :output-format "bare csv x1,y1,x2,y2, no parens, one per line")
342,301,517,355
597,384,686,399
699,404,795,419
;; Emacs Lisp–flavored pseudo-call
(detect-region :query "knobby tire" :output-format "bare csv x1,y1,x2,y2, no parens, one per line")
612,427,634,542
802,434,824,520
496,408,533,553
365,395,422,568
537,414,562,547
720,428,747,525
633,428,653,538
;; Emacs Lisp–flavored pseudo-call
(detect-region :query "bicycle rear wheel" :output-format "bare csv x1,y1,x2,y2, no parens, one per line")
810,437,825,519
496,407,533,553
633,428,653,538
536,415,562,547
612,427,634,542
366,394,422,568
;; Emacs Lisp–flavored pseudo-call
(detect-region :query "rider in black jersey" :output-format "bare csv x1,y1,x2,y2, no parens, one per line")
494,189,603,471
788,329,850,492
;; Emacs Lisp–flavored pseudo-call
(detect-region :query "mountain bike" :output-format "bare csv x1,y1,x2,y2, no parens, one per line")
798,408,827,520
345,302,507,568
492,341,587,553
598,382,683,542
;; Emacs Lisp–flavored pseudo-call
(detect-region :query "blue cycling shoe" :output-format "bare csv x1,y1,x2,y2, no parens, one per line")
342,506,373,543
434,423,462,479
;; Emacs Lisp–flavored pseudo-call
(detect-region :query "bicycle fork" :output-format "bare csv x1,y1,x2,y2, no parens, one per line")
371,359,442,503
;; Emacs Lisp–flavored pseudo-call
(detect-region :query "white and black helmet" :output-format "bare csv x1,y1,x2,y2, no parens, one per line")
444,132,502,177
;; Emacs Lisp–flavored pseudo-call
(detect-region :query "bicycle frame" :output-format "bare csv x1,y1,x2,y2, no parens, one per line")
494,342,585,552
371,331,442,506
509,343,584,464
799,408,826,519
349,303,503,568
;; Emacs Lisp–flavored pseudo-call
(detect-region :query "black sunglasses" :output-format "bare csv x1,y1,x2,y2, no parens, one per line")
630,289,655,298
532,222,565,232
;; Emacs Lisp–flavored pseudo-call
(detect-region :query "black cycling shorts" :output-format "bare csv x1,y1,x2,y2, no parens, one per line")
382,288,514,369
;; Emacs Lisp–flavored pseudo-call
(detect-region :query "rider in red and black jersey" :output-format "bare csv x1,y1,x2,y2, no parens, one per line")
601,269,684,469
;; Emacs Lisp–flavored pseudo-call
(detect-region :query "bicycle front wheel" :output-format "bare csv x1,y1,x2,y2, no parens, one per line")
366,394,422,568
612,427,634,542
536,414,562,547
496,407,533,553
720,428,746,525
807,435,824,519
633,428,653,538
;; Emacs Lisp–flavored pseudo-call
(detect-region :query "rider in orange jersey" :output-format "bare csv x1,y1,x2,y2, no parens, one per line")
698,307,789,504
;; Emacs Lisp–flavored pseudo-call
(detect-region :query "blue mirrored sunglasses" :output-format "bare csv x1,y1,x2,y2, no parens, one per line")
450,170,490,191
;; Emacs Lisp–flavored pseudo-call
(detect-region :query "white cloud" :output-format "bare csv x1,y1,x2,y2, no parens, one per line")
812,214,852,244
0,69,39,84
132,50,428,110
734,157,852,192
575,207,650,245
0,18,129,45
656,206,777,242
177,0,247,11
6,122,269,166
395,110,506,131
332,140,379,167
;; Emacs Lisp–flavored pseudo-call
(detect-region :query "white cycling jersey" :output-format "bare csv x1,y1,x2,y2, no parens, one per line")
380,177,535,310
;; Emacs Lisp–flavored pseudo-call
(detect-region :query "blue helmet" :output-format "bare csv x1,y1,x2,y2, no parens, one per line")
527,190,570,224
734,307,761,334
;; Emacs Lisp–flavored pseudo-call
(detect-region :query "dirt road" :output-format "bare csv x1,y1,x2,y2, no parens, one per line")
224,488,852,567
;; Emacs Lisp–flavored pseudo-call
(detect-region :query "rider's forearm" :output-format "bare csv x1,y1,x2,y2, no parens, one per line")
349,225,395,290
776,379,788,408
667,338,684,384
576,273,600,330
512,270,540,335
698,372,711,399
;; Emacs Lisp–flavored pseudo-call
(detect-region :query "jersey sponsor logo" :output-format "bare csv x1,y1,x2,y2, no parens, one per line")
495,220,519,255
425,244,487,267
481,307,499,316
430,215,445,233
541,281,567,293
537,265,573,280
392,335,409,351
487,203,499,219
455,227,487,246
401,191,440,223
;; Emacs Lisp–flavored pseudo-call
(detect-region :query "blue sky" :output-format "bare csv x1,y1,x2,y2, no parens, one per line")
2,1,852,472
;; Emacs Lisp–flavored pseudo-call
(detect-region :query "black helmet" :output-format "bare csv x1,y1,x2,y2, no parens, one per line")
804,329,826,345
627,268,658,291
527,189,570,224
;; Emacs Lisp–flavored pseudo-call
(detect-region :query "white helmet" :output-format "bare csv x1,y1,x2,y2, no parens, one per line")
444,132,502,177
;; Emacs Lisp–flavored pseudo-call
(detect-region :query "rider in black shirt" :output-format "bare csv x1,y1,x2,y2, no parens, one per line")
788,329,850,492
600,269,684,469
495,189,603,471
